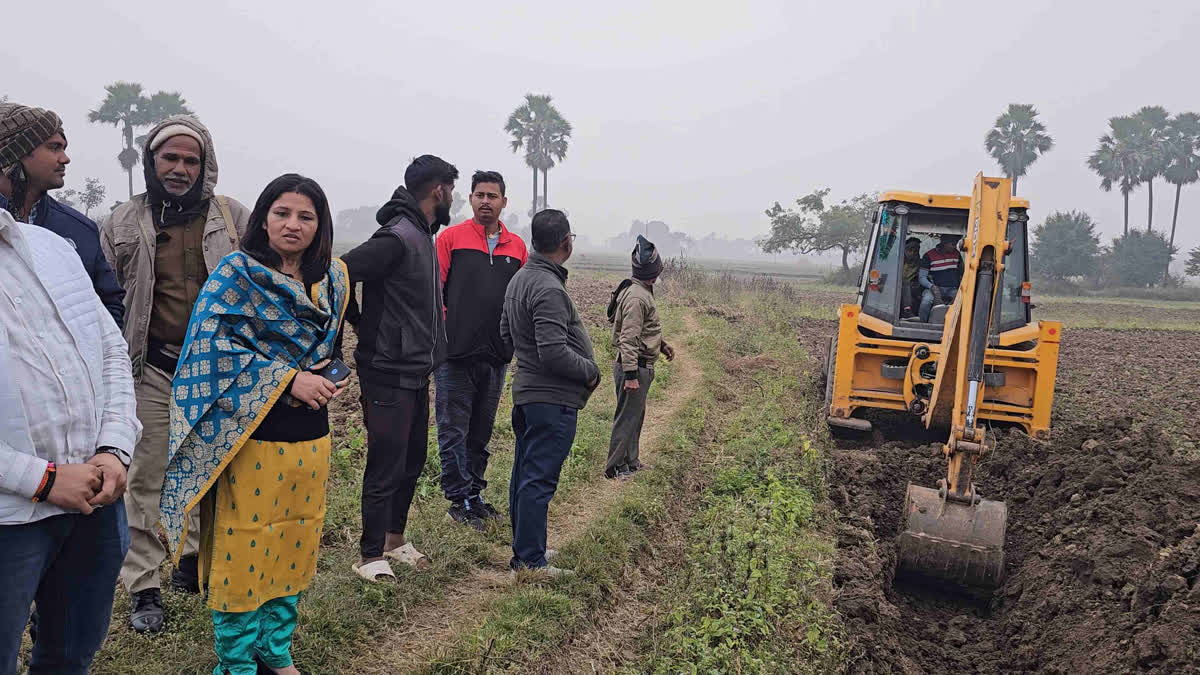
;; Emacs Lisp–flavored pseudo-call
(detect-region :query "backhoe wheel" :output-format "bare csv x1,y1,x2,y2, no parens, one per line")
824,333,838,413
881,358,908,380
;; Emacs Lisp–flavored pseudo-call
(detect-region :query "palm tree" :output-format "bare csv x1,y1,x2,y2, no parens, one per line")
1088,116,1142,235
1163,112,1200,264
539,117,571,206
89,82,192,198
984,104,1053,195
1129,106,1170,232
505,94,571,217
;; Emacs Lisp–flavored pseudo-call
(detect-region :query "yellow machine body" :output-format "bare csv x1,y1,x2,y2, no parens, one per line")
824,175,1062,591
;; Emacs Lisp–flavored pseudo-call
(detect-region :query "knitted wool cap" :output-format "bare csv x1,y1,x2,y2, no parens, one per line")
632,234,663,280
0,103,64,169
148,123,205,153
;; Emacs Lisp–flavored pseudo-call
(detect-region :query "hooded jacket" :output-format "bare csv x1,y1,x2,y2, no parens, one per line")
100,115,250,381
341,187,447,388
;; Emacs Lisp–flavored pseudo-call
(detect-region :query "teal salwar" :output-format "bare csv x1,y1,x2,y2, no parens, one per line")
211,594,299,675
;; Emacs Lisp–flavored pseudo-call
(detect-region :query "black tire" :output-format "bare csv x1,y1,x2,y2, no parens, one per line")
824,333,838,413
881,358,908,380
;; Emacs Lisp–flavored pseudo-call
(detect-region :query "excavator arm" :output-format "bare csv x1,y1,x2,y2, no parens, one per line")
926,173,1011,497
898,174,1012,590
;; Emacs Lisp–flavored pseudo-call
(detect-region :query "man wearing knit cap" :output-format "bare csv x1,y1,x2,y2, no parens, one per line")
0,102,125,327
100,114,250,633
604,235,675,479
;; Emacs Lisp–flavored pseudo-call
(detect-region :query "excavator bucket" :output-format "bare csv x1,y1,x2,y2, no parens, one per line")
896,484,1007,591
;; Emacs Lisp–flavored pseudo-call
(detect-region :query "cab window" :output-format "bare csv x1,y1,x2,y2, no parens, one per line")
862,208,900,320
998,217,1030,330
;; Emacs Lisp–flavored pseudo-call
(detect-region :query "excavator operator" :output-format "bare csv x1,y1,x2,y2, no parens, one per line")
918,233,963,322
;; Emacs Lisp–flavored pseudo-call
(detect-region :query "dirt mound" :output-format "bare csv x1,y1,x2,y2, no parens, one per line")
832,418,1200,674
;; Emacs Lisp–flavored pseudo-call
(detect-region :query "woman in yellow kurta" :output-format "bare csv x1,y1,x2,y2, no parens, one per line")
161,174,349,675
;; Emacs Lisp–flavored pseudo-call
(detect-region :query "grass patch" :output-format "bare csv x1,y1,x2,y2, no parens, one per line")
88,286,625,675
419,305,716,673
637,304,840,674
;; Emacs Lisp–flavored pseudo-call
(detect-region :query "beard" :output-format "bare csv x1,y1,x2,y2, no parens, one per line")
432,201,452,231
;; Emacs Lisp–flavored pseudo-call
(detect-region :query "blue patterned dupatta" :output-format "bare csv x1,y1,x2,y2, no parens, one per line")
160,251,349,559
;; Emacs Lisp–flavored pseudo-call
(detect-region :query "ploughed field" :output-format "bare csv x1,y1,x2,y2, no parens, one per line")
791,296,1200,673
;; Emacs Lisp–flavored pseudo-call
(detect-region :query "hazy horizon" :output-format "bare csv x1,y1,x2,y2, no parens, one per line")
5,0,1199,267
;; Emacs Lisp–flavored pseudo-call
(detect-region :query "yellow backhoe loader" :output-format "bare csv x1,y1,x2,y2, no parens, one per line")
823,174,1062,592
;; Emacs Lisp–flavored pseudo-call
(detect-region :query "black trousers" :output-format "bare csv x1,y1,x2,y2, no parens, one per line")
359,379,430,559
434,358,508,503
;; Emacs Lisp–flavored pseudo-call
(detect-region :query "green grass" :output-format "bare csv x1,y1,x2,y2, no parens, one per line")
87,301,626,675
416,304,698,673
635,296,841,674
421,283,844,674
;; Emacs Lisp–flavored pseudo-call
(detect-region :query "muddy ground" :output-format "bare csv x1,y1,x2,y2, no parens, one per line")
793,316,1200,673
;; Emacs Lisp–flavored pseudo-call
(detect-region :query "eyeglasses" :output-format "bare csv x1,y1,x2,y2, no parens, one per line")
566,233,577,241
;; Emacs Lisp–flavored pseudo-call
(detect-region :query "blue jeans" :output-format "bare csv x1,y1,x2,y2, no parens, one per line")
435,359,508,503
0,498,129,675
509,403,578,569
919,286,959,322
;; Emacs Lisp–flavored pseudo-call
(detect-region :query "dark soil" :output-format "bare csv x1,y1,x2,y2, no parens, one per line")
792,316,1200,673
834,421,1200,674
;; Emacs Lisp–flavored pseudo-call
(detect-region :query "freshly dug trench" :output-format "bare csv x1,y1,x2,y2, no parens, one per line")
832,419,1200,674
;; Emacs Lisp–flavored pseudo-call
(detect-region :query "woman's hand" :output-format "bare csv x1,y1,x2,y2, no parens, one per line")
289,360,344,410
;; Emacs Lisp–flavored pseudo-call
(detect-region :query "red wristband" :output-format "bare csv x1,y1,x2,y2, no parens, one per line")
32,462,56,503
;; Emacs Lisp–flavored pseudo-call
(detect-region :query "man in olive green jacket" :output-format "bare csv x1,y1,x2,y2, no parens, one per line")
605,235,674,479
100,114,249,633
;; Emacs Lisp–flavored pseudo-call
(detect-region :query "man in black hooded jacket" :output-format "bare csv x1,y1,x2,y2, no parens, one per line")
341,154,457,580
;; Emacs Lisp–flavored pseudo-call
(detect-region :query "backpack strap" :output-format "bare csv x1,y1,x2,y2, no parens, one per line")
606,278,634,323
216,196,238,248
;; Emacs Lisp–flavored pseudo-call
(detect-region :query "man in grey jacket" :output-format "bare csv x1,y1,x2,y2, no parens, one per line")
500,209,600,576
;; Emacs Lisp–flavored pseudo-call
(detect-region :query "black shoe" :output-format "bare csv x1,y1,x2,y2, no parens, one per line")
170,554,201,594
471,495,502,520
605,465,628,479
447,500,486,531
130,588,165,634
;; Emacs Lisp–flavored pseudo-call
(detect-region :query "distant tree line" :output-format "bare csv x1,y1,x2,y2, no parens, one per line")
762,102,1200,287
54,177,107,217
760,189,877,272
1030,210,1179,288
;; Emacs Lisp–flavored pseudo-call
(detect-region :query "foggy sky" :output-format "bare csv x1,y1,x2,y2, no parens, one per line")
5,0,1200,260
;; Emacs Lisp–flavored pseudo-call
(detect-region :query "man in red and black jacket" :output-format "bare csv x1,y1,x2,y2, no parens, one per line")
434,170,528,529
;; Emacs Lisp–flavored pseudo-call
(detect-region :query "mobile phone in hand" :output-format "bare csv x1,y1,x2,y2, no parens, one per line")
315,358,351,385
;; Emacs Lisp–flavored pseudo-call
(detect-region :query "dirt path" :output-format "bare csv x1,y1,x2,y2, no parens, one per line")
359,312,703,674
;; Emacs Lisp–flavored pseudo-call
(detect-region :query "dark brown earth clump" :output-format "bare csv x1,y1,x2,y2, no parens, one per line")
833,419,1200,674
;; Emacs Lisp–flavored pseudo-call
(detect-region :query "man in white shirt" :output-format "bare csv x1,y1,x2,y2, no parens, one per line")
0,209,141,675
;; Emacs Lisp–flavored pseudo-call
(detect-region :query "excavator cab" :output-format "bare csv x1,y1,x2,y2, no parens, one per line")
857,194,1031,334
824,176,1062,593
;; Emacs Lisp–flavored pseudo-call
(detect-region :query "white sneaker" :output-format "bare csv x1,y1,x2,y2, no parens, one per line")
383,542,430,570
